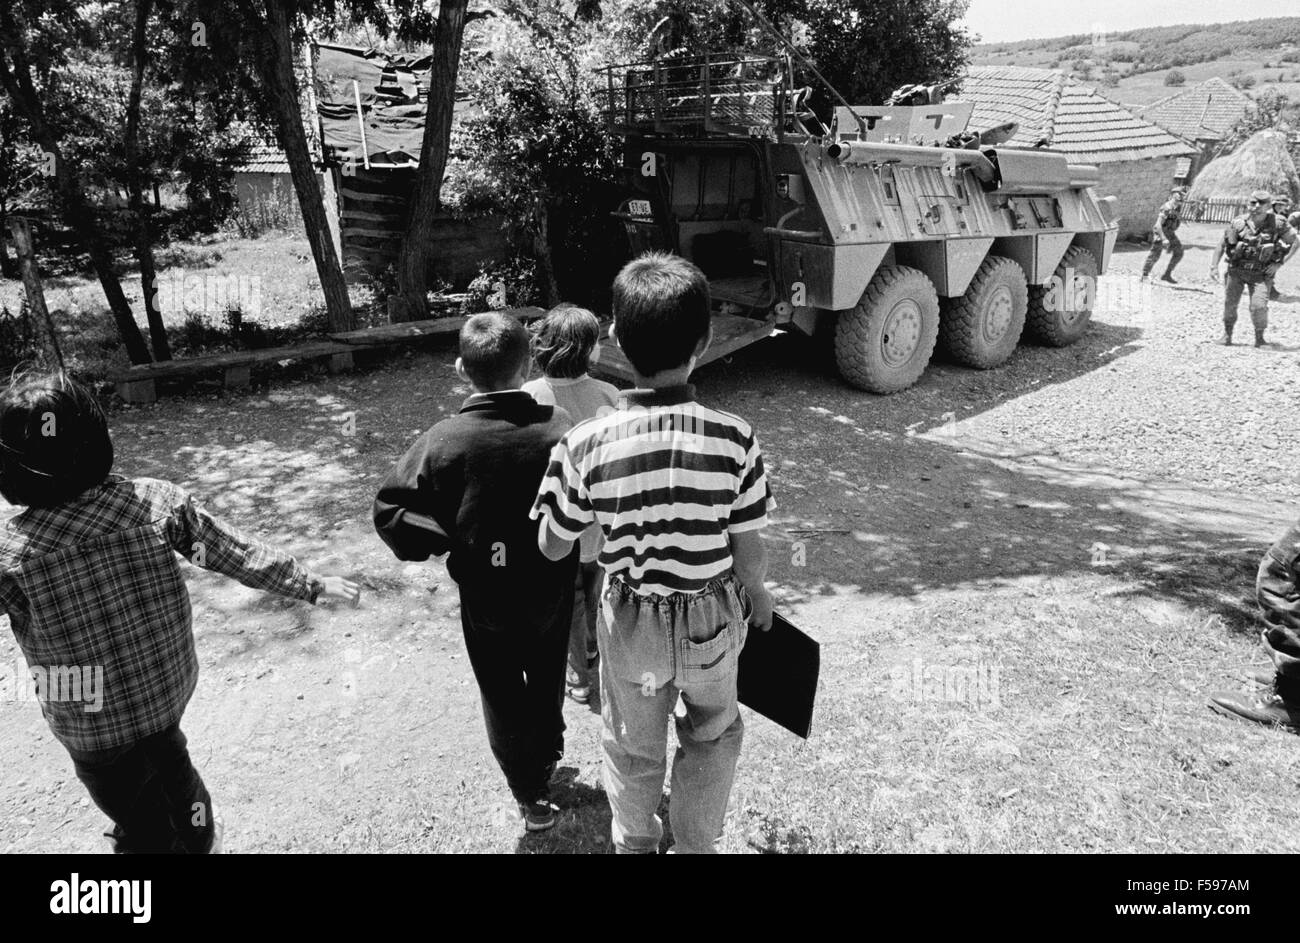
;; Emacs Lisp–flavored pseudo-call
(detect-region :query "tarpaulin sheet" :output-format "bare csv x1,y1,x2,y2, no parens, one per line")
314,42,474,167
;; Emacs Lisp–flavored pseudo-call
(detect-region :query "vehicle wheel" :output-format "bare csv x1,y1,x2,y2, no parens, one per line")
1025,246,1098,347
834,265,939,394
939,255,1027,368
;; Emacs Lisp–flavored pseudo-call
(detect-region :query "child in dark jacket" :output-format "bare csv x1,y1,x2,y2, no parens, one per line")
0,371,359,853
373,312,577,830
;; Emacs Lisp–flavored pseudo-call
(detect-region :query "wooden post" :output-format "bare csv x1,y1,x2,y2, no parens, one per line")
6,216,63,368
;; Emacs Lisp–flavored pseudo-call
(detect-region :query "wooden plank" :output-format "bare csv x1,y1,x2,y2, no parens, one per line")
328,307,547,346
339,188,406,204
341,209,403,224
112,341,358,382
343,226,404,239
591,314,773,382
696,314,775,368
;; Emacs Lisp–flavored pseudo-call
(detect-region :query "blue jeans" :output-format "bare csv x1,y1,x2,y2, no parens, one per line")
598,574,749,854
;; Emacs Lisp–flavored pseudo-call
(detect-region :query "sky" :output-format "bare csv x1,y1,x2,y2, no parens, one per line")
961,0,1300,44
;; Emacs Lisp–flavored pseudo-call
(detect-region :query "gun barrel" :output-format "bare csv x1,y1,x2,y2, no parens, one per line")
824,140,997,185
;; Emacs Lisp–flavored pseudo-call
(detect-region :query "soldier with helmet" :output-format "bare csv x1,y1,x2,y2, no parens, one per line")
1209,190,1298,346
1268,195,1300,301
1141,185,1187,284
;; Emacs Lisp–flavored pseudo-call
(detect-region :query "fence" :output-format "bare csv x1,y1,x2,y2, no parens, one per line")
1181,198,1250,224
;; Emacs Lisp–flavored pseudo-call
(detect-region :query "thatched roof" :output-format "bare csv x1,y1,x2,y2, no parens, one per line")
1188,130,1300,204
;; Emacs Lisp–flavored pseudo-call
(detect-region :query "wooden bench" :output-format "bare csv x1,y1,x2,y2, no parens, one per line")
112,307,546,404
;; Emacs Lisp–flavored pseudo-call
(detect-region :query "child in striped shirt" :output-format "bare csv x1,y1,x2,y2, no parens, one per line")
522,305,619,705
532,252,775,854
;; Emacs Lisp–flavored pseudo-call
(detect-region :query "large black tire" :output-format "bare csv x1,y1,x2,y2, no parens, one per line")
1025,246,1099,347
938,255,1027,368
834,265,939,394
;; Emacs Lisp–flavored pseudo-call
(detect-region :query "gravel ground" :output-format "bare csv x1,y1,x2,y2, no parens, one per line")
942,222,1299,501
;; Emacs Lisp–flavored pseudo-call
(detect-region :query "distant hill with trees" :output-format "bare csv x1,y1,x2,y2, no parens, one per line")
972,17,1300,110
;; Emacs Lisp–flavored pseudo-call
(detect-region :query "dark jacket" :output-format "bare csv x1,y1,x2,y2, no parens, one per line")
373,391,576,598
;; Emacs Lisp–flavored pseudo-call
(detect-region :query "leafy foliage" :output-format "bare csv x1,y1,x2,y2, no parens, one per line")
451,1,627,308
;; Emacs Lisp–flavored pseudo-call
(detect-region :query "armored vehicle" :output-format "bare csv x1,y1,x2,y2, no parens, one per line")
591,53,1119,393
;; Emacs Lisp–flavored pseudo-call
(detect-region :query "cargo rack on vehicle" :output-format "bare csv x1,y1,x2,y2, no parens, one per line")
595,53,789,139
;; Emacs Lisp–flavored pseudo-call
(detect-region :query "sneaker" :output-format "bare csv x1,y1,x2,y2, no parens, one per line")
566,665,591,704
518,799,558,832
1160,274,1177,284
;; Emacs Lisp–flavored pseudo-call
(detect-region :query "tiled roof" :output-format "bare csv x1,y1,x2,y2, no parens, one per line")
960,65,1196,164
233,142,290,174
1140,78,1252,143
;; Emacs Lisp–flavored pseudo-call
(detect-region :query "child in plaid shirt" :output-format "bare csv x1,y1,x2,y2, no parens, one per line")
0,371,358,853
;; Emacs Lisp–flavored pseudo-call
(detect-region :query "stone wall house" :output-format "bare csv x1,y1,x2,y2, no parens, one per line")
959,66,1196,239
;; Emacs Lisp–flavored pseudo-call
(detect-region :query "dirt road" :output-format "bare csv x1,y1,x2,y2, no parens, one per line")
3,225,1298,852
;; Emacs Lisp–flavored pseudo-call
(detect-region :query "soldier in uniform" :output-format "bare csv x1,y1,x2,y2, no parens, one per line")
1209,190,1298,346
1209,519,1300,730
1268,196,1299,300
1140,186,1187,284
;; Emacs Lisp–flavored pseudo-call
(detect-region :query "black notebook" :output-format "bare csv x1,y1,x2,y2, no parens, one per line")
737,612,820,739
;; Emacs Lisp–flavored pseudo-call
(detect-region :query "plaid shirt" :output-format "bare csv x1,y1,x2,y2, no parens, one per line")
0,476,320,753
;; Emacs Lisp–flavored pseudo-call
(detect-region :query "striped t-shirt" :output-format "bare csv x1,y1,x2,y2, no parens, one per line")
531,384,774,596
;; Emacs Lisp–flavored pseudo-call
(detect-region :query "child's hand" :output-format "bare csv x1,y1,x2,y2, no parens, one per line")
748,586,774,632
317,575,361,605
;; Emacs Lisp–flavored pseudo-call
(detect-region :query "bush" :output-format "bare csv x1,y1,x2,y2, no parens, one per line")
1230,74,1257,90
1165,69,1186,86
463,257,542,314
224,178,301,239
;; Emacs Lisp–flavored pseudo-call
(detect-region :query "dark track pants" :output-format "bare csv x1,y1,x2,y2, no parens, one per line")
459,578,575,804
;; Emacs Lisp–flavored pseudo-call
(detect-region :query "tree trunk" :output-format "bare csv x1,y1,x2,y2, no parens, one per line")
7,217,63,367
0,27,152,364
0,208,18,279
259,1,354,332
533,202,560,307
392,0,469,322
125,0,171,361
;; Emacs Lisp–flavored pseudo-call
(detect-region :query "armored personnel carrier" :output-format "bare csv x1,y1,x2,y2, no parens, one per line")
591,53,1119,393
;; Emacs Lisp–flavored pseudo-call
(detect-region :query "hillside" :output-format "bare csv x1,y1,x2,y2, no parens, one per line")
972,17,1300,109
